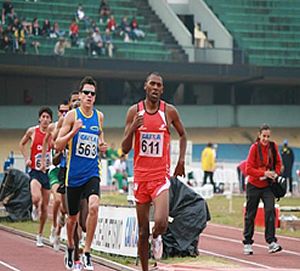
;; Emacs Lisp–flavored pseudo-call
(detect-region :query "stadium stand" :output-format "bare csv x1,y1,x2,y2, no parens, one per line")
204,0,300,67
5,0,187,61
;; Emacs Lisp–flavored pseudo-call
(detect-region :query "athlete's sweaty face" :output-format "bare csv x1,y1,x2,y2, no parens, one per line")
144,74,164,103
80,84,96,107
39,112,52,129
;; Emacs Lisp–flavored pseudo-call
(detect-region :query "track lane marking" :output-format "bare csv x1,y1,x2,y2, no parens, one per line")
0,261,21,271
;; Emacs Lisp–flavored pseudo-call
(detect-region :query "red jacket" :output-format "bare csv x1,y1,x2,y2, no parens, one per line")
246,141,282,188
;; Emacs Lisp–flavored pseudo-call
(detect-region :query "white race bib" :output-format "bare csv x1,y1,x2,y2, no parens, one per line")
139,132,164,157
75,132,98,159
34,153,51,170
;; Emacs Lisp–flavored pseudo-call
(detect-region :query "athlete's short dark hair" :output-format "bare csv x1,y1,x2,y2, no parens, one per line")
68,91,79,102
79,76,97,92
57,100,69,110
145,71,163,83
39,106,53,120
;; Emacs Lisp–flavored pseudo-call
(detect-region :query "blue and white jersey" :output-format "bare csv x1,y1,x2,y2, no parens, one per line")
66,107,102,187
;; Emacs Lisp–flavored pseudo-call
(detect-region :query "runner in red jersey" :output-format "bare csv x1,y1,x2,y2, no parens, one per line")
19,106,53,247
122,72,187,271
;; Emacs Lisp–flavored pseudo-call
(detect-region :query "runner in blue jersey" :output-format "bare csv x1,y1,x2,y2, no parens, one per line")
55,76,107,271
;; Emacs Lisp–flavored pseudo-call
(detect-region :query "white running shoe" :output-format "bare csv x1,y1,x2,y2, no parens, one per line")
53,235,60,252
49,225,56,244
268,242,282,253
151,235,163,260
31,205,38,222
36,235,44,247
243,244,253,255
81,252,94,271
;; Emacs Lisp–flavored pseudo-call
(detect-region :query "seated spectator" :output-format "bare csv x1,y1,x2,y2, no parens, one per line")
99,0,110,24
69,19,79,46
130,17,145,41
18,24,27,53
91,27,104,56
103,28,113,57
75,3,90,29
106,14,116,32
54,37,70,56
31,17,41,36
2,0,15,25
41,19,51,37
31,40,40,54
50,21,65,39
90,19,97,32
21,17,32,36
119,16,132,42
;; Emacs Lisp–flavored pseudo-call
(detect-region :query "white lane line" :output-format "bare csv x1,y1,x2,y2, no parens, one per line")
198,249,274,269
0,261,21,271
201,233,300,256
208,223,300,242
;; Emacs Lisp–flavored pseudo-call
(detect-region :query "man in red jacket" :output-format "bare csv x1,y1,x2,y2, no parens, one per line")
243,124,282,255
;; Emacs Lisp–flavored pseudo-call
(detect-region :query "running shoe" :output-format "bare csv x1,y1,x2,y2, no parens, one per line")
64,248,74,270
151,235,163,260
36,234,44,247
81,252,94,270
268,242,282,253
243,244,253,255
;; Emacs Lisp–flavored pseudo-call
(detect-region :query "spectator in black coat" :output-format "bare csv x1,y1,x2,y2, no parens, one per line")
280,139,294,195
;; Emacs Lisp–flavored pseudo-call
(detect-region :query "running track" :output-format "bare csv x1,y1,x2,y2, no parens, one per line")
198,223,300,270
1,223,299,271
0,229,117,271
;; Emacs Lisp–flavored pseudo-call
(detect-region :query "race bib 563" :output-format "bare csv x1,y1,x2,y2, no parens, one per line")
75,132,98,159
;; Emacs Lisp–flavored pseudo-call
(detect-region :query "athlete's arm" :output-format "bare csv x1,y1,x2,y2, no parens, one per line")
55,110,81,152
19,127,34,167
41,123,55,171
121,105,142,154
52,116,64,141
168,104,187,177
98,111,108,153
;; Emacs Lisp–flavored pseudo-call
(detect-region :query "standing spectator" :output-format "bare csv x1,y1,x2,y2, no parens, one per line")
103,28,113,57
201,142,216,192
280,139,294,195
112,154,128,192
99,0,110,24
106,142,119,166
194,22,208,48
2,0,15,25
84,30,93,56
243,124,282,255
69,19,79,46
237,160,247,193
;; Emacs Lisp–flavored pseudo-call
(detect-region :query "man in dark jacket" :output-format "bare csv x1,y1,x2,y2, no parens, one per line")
280,139,294,195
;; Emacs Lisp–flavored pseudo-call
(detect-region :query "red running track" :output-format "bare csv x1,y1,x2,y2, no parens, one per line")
199,223,300,270
0,229,115,271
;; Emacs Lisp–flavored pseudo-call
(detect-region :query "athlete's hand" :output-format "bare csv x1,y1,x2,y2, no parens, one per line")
72,119,83,134
131,112,144,132
99,142,108,153
173,160,185,178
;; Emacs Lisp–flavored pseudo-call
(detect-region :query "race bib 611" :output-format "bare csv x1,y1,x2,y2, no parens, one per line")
139,132,164,157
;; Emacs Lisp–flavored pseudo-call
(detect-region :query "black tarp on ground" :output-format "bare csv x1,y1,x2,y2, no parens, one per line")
0,169,32,221
162,177,210,258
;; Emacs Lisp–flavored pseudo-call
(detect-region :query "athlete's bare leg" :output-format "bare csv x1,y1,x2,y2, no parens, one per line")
39,188,50,235
51,183,61,229
30,179,42,212
136,202,151,271
152,190,169,238
84,194,99,253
